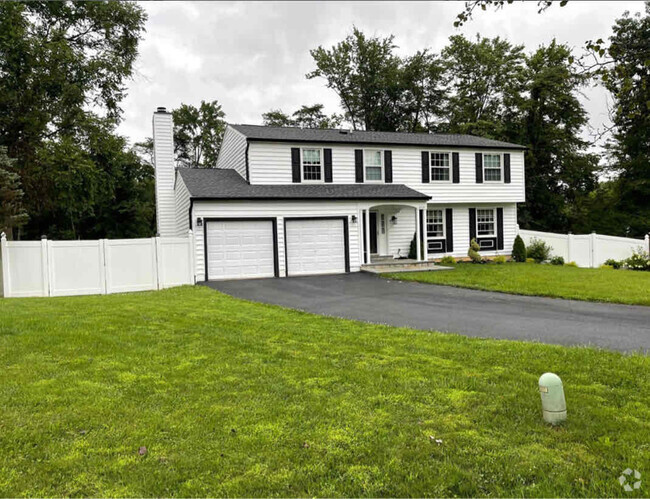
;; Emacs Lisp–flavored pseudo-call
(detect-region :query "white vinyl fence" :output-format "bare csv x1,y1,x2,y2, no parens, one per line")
518,226,649,268
0,231,195,298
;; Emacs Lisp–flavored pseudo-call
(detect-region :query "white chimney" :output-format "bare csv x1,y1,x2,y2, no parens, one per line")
152,107,176,237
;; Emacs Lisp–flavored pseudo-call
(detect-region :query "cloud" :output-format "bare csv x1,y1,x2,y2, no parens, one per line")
117,0,642,149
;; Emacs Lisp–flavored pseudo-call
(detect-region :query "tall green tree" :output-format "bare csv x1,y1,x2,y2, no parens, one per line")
0,1,147,239
0,147,28,239
262,110,294,127
593,5,650,238
261,104,343,129
514,41,599,232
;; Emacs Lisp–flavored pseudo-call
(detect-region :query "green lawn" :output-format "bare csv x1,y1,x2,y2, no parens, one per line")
385,263,650,306
1,286,648,497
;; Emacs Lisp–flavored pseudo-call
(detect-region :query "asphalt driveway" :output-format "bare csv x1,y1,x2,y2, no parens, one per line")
204,272,650,353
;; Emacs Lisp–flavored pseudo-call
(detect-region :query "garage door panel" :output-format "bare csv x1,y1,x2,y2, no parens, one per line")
206,220,275,280
286,219,346,276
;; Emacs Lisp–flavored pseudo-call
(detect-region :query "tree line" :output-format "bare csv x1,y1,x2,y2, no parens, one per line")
1,2,647,240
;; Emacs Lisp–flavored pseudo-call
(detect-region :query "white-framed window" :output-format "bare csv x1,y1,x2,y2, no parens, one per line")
430,152,451,182
476,208,495,236
483,153,502,182
364,149,383,182
427,209,445,238
301,148,323,182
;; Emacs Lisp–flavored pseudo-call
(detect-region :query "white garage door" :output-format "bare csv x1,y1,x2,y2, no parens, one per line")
206,220,275,280
285,218,346,276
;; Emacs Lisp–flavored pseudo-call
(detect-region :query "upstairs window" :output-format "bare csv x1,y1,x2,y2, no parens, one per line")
302,148,322,181
483,154,502,182
430,152,450,181
364,150,383,182
427,209,445,238
476,208,495,236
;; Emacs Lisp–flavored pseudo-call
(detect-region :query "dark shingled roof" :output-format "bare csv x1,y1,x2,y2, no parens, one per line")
177,168,429,200
231,124,526,150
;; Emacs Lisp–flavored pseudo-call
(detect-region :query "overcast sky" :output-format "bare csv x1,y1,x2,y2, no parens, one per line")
117,1,644,147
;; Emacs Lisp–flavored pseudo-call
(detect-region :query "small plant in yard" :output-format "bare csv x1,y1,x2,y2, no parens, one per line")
625,248,650,271
604,258,622,269
565,261,578,267
512,234,527,262
600,264,613,269
468,238,482,263
526,258,536,264
439,255,456,265
527,237,552,263
408,233,417,259
550,256,565,266
493,255,507,264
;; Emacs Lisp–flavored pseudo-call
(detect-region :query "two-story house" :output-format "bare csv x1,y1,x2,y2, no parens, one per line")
152,107,526,281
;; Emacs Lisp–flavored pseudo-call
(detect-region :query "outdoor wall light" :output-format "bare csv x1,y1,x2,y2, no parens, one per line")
390,215,397,224
351,215,357,223
196,217,203,228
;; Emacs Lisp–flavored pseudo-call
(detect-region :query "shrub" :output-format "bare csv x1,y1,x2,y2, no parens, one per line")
493,255,507,264
439,255,456,266
550,256,565,266
527,238,552,263
512,235,527,262
604,258,622,269
408,233,417,259
565,261,578,267
624,248,650,271
600,264,613,270
526,258,536,264
468,238,482,263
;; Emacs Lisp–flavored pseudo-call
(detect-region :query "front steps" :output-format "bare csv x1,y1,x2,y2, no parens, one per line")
361,257,453,274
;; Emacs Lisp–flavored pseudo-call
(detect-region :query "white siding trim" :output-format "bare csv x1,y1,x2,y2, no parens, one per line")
216,125,248,180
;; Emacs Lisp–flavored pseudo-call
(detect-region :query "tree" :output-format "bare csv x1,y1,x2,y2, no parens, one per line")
514,41,599,232
261,104,343,129
0,147,28,239
262,110,294,127
454,1,568,27
441,35,525,138
592,6,650,238
0,1,147,239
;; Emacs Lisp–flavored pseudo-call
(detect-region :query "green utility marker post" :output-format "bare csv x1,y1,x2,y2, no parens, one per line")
539,372,567,425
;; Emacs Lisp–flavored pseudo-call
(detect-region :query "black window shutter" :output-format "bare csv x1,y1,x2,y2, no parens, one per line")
421,151,430,183
469,208,476,242
419,209,425,260
452,152,460,183
475,153,483,183
504,153,511,184
384,150,393,183
291,148,301,183
445,208,454,252
355,149,364,183
324,148,333,183
497,207,504,250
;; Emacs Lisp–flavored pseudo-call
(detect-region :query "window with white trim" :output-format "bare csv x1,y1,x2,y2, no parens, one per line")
476,208,495,236
427,209,445,238
364,150,383,182
302,148,322,181
430,152,450,181
483,153,502,182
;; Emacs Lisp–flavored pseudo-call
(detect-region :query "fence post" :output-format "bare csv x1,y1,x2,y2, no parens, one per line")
188,229,195,284
590,232,598,268
567,232,573,264
40,236,50,297
1,233,10,297
151,236,159,291
155,236,164,289
99,239,108,294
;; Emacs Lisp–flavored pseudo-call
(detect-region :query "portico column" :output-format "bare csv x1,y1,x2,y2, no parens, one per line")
415,206,422,261
421,206,428,261
364,208,371,264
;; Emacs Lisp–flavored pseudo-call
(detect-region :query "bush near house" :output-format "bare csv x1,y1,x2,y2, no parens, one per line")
439,255,456,265
493,255,507,264
0,286,649,497
512,235,527,262
550,256,565,266
625,248,650,271
526,238,552,263
467,238,482,263
604,258,622,269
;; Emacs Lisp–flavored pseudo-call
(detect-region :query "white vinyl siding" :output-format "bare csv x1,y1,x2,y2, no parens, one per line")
174,173,191,237
153,112,177,237
247,142,525,203
216,125,248,180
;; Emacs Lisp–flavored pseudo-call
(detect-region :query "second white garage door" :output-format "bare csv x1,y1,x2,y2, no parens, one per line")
206,220,276,280
285,218,347,276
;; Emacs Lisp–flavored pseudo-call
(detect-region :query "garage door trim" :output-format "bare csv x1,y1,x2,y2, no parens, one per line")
283,216,350,276
203,217,279,281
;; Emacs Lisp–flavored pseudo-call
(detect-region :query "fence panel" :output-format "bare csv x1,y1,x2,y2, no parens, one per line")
158,236,194,288
594,234,647,267
3,241,47,297
48,240,105,297
105,238,158,294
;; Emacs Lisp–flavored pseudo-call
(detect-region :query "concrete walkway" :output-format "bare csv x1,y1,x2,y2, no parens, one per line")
203,273,650,353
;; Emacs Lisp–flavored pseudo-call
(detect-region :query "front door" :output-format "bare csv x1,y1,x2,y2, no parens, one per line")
369,212,378,254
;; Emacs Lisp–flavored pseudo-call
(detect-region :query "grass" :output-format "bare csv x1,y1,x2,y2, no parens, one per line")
385,262,650,306
1,286,649,497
